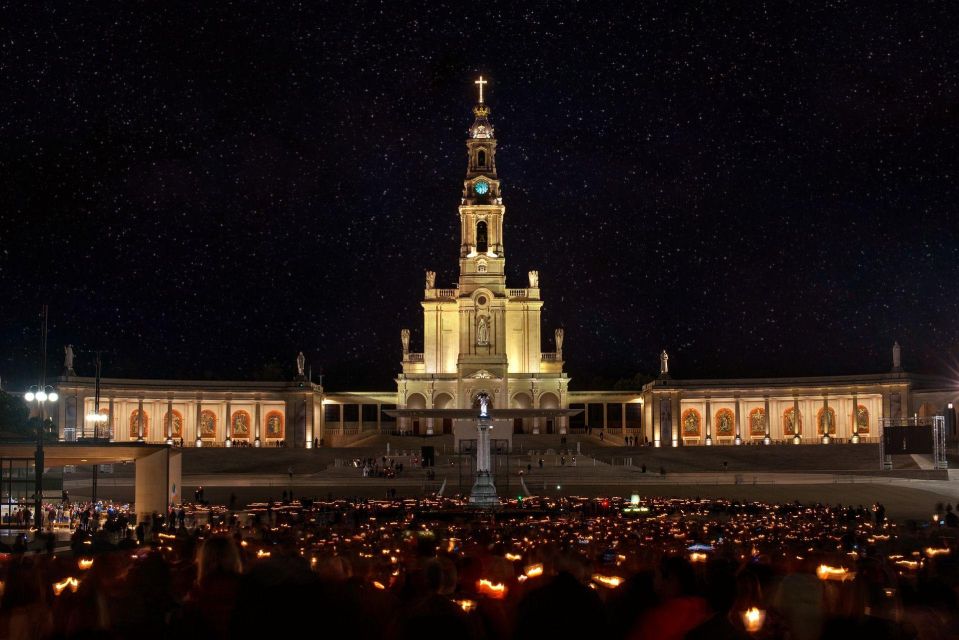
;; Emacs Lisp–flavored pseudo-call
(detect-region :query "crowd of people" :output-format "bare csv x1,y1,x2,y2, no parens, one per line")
0,495,957,639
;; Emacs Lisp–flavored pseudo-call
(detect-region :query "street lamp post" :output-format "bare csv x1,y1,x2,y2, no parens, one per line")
25,385,58,531
85,351,108,439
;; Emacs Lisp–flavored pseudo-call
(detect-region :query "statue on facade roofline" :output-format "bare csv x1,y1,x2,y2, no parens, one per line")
63,344,75,374
401,328,410,354
528,270,539,288
555,328,564,355
660,350,669,377
425,270,436,290
296,351,306,377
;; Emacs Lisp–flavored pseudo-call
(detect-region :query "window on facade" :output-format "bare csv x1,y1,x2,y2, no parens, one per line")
476,221,488,252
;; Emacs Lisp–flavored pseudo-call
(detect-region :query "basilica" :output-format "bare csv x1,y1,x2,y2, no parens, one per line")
54,80,958,448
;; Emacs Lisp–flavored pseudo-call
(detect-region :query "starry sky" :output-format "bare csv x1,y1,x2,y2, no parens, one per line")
1,2,958,391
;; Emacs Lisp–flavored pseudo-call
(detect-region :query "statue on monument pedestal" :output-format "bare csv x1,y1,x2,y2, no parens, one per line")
477,392,490,418
296,352,306,378
63,345,75,374
425,270,436,290
401,328,410,355
528,270,539,288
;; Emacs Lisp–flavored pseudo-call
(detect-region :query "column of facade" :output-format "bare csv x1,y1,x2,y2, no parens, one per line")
734,396,742,445
339,404,345,435
602,403,608,433
763,396,771,444
793,397,801,443
653,397,661,447
306,396,315,447
254,400,262,447
224,397,232,446
705,398,713,445
851,392,860,443
166,398,174,443
822,395,830,443
621,404,627,435
671,394,680,447
108,396,115,441
195,398,202,447
376,403,382,434
137,397,145,441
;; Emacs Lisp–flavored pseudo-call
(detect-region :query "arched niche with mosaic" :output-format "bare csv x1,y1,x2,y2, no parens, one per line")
265,411,284,439
748,408,766,436
163,410,183,439
231,410,251,439
817,407,837,434
681,408,701,437
129,409,149,438
714,408,735,437
856,405,869,434
783,407,802,436
199,410,217,439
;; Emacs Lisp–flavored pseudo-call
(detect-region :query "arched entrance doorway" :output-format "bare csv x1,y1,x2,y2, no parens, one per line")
434,393,454,434
540,392,560,434
406,393,426,435
511,392,532,433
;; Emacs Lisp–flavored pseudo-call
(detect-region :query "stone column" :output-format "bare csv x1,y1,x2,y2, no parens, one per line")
602,403,608,432
166,398,174,442
851,393,859,442
734,396,742,445
137,397,145,441
195,399,202,447
822,395,830,443
671,394,680,447
653,397,661,447
621,404,627,435
306,396,315,447
763,396,771,443
793,397,801,442
705,398,713,445
339,404,345,435
376,403,382,434
254,401,262,447
225,398,232,445
108,396,115,441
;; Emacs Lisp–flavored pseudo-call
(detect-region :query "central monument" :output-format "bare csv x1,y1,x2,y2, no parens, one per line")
468,392,499,507
396,77,570,436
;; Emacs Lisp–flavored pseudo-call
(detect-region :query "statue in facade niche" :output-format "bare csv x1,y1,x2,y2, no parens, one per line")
477,315,489,345
401,328,410,354
425,270,436,289
296,351,305,377
528,270,539,288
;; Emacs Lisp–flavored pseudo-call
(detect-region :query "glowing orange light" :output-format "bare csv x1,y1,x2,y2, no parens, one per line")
524,563,543,578
741,607,766,633
925,547,951,557
256,550,271,558
372,581,386,590
592,574,623,588
505,553,522,561
477,579,507,599
689,552,708,563
816,565,854,581
53,577,80,596
78,559,94,570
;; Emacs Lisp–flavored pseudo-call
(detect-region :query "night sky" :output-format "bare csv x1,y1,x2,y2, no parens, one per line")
2,3,958,391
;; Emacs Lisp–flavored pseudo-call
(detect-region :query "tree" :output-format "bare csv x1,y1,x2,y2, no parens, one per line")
0,391,29,435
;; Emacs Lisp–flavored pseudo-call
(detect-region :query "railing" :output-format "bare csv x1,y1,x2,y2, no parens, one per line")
541,352,558,362
406,353,424,362
435,289,457,298
507,288,528,298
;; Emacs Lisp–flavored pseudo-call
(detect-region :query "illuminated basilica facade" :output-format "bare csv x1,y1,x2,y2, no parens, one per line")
53,80,959,447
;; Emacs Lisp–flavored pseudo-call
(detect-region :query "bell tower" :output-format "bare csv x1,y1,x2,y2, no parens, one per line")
459,76,506,297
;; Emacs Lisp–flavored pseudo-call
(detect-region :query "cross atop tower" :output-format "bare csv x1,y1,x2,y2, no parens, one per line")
474,76,488,103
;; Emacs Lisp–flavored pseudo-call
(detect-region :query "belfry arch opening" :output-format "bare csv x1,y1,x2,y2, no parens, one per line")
477,149,486,167
476,221,488,253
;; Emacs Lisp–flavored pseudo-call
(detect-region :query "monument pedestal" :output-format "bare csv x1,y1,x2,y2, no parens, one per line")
468,402,500,508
